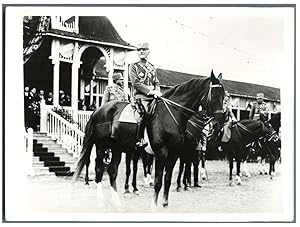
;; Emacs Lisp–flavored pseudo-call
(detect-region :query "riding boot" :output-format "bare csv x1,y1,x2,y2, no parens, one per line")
136,117,148,148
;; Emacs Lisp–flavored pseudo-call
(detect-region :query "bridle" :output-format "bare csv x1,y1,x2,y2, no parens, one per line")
159,81,224,142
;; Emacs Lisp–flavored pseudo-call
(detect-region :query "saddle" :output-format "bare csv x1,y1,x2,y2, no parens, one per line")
221,121,235,143
118,98,158,155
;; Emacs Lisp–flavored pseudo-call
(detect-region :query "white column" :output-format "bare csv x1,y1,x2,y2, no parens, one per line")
123,51,129,100
71,42,79,123
108,47,114,86
40,99,47,132
50,39,60,106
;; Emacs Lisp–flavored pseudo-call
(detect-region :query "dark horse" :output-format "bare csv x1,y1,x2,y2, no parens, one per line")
176,111,210,191
221,119,280,185
247,112,281,176
72,71,225,209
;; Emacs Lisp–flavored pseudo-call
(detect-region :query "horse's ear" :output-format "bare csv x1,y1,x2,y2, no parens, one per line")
211,69,216,79
218,73,223,81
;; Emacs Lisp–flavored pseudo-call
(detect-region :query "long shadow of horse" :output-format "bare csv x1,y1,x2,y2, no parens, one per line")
72,71,225,210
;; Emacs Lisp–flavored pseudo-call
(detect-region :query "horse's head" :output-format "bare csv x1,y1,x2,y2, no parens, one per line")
206,70,225,141
263,122,281,161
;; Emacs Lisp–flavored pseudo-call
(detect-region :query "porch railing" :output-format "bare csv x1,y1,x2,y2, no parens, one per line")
40,101,84,157
41,104,93,132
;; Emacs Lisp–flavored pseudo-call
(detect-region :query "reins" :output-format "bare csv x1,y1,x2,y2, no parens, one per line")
158,82,223,141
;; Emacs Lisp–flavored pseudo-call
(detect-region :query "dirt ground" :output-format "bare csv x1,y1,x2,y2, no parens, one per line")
7,157,283,222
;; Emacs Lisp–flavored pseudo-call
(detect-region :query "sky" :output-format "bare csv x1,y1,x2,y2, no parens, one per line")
106,7,293,88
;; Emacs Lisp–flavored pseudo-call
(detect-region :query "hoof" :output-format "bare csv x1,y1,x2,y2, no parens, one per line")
184,186,190,191
124,189,130,194
229,180,235,186
133,189,139,195
162,202,168,208
176,186,182,192
85,182,89,185
194,184,202,188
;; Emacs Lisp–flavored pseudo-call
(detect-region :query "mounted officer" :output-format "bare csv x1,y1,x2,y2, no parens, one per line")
221,91,237,142
129,42,161,148
101,72,128,105
249,93,269,122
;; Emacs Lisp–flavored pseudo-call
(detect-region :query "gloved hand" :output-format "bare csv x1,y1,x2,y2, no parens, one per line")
148,90,162,98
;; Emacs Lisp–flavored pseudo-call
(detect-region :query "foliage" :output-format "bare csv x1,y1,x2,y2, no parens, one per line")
52,106,77,125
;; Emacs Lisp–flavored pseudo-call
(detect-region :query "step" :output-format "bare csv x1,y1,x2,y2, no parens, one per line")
49,166,70,172
34,152,55,157
32,167,56,176
39,156,60,162
33,147,48,153
33,132,47,135
55,171,74,177
41,144,63,149
44,161,65,167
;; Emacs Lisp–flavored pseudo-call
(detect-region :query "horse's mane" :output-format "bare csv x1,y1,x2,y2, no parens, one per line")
163,77,210,98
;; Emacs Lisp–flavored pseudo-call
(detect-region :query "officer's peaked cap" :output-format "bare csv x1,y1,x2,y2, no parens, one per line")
112,73,123,81
256,93,264,99
137,42,149,50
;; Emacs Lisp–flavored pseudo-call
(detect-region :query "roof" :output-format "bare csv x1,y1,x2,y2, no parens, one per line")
156,68,280,101
46,16,135,50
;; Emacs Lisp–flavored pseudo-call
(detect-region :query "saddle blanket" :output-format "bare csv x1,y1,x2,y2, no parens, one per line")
118,104,154,155
118,104,137,123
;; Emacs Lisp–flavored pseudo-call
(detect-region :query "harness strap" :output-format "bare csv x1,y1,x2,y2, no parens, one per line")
162,98,184,142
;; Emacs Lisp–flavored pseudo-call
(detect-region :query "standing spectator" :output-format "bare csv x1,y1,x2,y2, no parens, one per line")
65,95,71,106
78,99,87,110
88,101,97,111
24,86,30,128
46,92,53,105
27,87,40,130
38,89,45,102
59,90,67,106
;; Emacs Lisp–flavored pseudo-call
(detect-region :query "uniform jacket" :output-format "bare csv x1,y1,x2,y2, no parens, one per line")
129,60,160,100
249,101,268,121
101,84,126,105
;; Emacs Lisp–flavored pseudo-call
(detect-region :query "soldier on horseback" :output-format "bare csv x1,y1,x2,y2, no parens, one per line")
221,91,237,143
249,93,269,122
129,42,161,148
101,72,129,105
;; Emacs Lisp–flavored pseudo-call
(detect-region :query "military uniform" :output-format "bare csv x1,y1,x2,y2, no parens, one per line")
129,60,160,101
249,101,268,121
101,84,126,105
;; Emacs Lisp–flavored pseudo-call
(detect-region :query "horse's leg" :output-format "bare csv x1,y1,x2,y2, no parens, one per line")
242,160,252,178
132,150,139,194
162,154,178,208
124,152,131,194
108,150,123,211
200,151,208,180
142,151,149,185
262,157,268,174
193,160,201,187
228,153,234,186
85,158,90,185
95,146,105,210
183,161,191,191
236,158,243,185
147,154,154,186
151,157,164,211
176,158,184,192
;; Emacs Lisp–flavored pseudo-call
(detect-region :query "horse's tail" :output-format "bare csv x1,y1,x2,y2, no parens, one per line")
72,116,94,182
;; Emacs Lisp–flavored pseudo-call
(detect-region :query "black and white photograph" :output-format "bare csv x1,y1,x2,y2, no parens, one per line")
3,4,296,223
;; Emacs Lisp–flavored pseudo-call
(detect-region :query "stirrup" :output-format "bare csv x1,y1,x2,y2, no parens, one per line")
136,139,148,148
